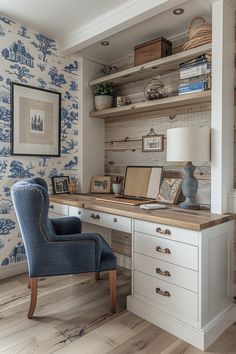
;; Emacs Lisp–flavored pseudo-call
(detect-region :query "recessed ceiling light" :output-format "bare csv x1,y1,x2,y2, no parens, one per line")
173,8,184,15
100,41,110,46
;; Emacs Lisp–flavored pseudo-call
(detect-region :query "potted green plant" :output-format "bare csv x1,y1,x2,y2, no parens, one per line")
94,83,113,110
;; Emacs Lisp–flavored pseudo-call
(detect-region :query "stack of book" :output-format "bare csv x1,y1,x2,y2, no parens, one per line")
178,55,211,95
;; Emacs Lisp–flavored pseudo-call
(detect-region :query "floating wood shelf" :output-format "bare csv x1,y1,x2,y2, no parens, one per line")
88,43,212,87
90,91,212,119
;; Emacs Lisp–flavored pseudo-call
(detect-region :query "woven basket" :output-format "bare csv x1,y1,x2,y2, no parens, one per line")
183,17,212,51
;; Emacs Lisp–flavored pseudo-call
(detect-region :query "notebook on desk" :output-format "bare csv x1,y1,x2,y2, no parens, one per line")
96,166,163,205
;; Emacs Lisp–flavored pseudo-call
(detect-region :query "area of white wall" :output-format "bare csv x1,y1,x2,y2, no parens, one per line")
78,58,105,192
211,0,235,214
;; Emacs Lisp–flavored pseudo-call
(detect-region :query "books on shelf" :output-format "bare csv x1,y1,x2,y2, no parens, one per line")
178,54,211,95
179,82,206,95
180,63,210,79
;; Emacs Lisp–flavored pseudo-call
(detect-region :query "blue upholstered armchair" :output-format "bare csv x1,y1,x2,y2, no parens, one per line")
11,178,117,318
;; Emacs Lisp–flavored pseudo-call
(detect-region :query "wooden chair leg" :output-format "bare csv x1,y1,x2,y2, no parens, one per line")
109,269,117,313
28,278,31,289
28,278,38,319
95,271,101,280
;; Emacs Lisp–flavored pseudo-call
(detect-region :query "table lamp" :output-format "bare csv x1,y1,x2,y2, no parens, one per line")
167,127,210,209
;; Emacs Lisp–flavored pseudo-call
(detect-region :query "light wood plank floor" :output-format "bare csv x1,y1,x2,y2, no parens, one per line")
0,267,236,354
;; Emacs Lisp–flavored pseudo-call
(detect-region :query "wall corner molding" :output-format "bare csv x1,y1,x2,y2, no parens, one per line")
228,190,236,212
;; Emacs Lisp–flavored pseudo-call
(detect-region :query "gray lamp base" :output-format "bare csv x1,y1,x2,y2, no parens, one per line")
180,199,200,210
180,162,200,210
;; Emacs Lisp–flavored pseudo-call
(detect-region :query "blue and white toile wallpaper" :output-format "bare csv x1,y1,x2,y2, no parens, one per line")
0,15,79,275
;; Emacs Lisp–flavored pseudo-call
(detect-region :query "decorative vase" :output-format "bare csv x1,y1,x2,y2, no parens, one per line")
112,183,122,195
95,95,113,110
144,77,167,100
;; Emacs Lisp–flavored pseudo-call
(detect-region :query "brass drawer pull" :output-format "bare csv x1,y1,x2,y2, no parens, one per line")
91,213,100,220
156,246,171,254
49,205,54,209
156,268,171,277
156,227,171,235
156,288,171,297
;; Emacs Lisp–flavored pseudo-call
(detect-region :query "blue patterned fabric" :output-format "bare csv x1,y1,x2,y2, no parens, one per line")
11,178,117,277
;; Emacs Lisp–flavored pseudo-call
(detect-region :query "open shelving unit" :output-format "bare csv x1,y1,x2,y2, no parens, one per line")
90,91,211,119
89,43,212,119
88,43,212,87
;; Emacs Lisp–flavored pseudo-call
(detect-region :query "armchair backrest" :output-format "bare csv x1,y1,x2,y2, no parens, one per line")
11,178,55,273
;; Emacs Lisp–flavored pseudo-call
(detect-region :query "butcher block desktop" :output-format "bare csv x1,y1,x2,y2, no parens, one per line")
49,193,234,231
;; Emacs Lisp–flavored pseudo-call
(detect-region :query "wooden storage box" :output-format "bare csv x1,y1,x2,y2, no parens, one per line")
134,37,172,66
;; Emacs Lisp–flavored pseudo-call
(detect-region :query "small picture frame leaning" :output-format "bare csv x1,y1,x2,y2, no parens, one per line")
51,176,70,194
90,176,111,194
142,129,164,152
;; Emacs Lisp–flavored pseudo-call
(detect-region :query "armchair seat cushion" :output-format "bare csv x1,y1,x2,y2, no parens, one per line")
51,217,82,235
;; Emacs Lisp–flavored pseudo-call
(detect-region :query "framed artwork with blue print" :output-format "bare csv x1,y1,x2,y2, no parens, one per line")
11,82,61,156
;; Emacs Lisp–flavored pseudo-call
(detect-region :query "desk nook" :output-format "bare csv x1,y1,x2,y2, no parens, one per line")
1,0,236,352
49,193,235,350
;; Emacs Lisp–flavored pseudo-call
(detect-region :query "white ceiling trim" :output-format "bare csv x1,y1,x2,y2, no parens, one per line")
59,0,188,54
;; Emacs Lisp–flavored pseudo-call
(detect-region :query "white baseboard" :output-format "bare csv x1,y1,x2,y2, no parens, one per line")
127,296,235,351
0,262,28,280
203,304,236,349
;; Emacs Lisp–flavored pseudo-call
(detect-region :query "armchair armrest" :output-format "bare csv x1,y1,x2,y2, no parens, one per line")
50,216,82,235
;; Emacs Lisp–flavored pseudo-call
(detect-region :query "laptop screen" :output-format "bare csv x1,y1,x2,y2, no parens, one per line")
123,166,162,199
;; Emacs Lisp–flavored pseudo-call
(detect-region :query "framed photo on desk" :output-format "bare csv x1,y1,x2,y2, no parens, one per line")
156,178,182,204
90,176,111,193
52,176,70,194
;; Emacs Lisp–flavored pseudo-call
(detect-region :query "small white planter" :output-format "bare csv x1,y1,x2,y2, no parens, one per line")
95,95,113,110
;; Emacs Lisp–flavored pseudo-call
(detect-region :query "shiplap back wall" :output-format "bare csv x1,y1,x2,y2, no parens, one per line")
105,41,212,205
105,32,236,291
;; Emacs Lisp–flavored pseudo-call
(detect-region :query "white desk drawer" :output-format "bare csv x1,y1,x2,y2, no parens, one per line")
134,232,198,271
135,220,198,246
49,202,69,216
134,253,198,293
134,270,198,322
69,206,131,233
69,206,86,219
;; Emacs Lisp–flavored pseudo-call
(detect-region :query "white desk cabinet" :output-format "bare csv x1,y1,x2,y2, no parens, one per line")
127,219,235,351
48,197,235,350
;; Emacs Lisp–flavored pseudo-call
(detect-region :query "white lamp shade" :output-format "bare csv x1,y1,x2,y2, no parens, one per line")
167,127,210,162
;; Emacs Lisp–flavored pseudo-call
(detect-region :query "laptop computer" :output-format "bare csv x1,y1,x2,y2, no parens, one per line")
96,166,163,205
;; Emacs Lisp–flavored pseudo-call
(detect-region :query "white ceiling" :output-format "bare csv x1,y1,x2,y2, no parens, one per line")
0,0,212,59
0,0,129,39
79,0,212,63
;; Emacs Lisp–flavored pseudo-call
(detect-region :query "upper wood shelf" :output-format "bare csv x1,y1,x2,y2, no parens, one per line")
90,91,211,119
88,43,212,87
